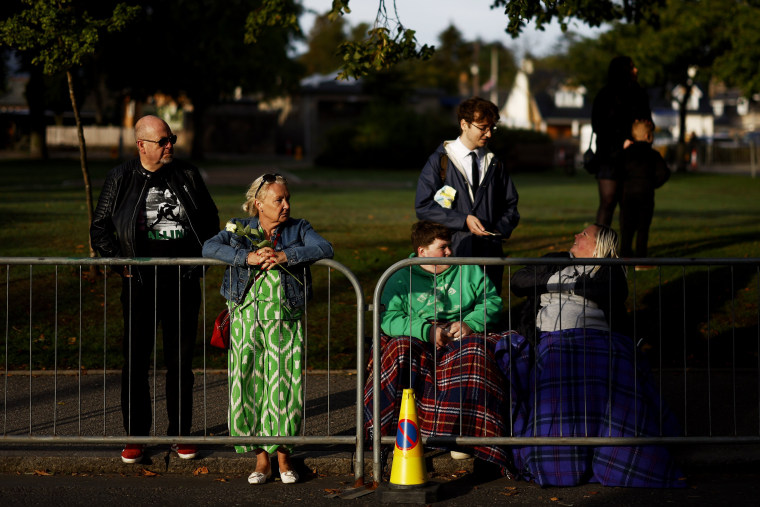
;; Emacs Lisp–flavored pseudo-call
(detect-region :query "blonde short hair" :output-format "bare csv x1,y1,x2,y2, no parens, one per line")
242,173,288,216
593,224,620,259
589,224,622,275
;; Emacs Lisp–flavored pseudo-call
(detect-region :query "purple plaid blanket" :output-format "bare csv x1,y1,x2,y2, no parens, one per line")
496,329,686,487
364,332,514,472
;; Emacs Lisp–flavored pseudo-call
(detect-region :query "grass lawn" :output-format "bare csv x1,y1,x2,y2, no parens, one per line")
1,157,759,370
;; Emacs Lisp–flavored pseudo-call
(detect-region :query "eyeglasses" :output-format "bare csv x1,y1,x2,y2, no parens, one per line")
254,173,282,198
469,123,497,133
139,134,177,147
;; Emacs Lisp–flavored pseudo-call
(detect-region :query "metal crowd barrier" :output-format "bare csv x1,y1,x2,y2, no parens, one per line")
3,256,760,484
370,257,760,483
0,257,366,481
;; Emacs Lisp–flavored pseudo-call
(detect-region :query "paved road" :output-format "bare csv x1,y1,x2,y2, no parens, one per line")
3,371,760,505
3,463,760,506
1,370,359,441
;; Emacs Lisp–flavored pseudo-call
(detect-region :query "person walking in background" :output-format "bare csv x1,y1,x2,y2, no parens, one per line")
619,119,671,265
90,115,220,464
415,96,520,293
202,174,333,485
591,56,652,226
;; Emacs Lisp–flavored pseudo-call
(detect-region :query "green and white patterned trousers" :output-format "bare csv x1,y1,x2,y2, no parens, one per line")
227,271,303,454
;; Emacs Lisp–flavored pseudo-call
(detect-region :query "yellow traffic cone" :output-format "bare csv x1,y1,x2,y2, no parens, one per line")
389,388,427,486
377,388,441,503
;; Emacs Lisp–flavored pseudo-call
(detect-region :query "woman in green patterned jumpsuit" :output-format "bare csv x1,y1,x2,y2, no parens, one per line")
203,174,334,485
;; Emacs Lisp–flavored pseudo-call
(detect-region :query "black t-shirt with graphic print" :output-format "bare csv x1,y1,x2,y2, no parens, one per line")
134,168,192,258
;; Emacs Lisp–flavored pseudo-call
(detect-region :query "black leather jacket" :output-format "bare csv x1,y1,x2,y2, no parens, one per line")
90,158,219,283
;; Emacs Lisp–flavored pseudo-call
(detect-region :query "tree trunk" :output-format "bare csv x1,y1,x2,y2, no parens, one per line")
676,83,693,173
66,70,96,259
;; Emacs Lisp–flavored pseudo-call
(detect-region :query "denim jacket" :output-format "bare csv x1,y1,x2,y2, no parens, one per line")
202,217,334,309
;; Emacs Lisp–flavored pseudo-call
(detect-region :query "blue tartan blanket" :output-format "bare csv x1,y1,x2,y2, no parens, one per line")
496,328,686,488
364,332,514,473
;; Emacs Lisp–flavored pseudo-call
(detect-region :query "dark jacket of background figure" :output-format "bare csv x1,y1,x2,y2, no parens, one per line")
510,252,630,343
621,141,671,201
591,76,652,181
90,158,220,283
415,143,520,258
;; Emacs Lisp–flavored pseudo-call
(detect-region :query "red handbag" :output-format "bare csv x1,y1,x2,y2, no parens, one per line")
210,308,230,349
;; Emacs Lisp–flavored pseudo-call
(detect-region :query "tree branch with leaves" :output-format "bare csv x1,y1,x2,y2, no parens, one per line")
0,0,139,258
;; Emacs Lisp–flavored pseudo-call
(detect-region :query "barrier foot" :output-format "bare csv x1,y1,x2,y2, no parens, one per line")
376,481,441,504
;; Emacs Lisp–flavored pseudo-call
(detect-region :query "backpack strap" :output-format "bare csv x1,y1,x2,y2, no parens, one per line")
439,153,448,184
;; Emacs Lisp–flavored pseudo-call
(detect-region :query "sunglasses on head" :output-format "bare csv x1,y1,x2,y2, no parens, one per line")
255,173,282,198
140,134,177,147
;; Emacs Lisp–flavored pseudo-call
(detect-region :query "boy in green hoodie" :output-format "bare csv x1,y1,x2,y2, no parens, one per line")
366,221,512,473
381,221,503,347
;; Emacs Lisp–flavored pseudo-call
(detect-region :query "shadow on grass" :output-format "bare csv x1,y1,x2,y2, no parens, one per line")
634,264,759,369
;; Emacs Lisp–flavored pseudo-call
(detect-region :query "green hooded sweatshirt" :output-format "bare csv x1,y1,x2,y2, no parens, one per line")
380,254,503,343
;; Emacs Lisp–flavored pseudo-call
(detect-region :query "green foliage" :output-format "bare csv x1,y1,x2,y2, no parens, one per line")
299,12,348,75
314,106,554,172
411,24,472,93
548,31,623,98
0,0,140,75
247,0,434,80
314,103,454,168
624,0,734,90
336,26,434,80
492,0,661,35
326,0,352,22
244,0,301,45
308,0,659,80
517,0,760,99
397,25,518,96
711,3,760,95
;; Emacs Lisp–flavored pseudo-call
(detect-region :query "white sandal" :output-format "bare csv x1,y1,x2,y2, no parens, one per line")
280,469,299,484
247,469,272,485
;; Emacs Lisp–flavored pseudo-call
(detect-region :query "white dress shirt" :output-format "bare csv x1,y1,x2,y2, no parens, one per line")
449,137,484,188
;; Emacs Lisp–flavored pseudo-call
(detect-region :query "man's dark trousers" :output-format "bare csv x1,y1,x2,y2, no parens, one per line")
120,269,200,437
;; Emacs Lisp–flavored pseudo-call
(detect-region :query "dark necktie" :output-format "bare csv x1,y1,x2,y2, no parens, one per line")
469,151,479,195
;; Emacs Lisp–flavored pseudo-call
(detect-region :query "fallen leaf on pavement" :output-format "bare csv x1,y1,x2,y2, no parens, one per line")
141,469,159,477
34,470,52,476
193,466,209,476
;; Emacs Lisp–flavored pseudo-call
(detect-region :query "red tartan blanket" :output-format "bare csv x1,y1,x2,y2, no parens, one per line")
364,332,516,473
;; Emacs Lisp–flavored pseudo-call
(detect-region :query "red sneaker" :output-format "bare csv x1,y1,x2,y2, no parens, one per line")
121,444,145,464
171,443,197,460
